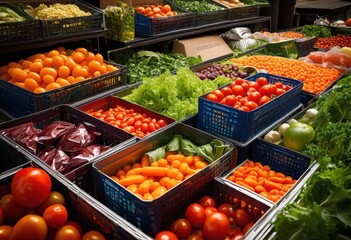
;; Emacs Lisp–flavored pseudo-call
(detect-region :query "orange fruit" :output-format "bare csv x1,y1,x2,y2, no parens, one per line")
8,62,22,69
75,47,88,56
24,78,39,92
72,52,85,63
10,68,27,82
14,82,25,88
27,53,45,62
29,62,44,74
27,72,42,84
84,52,95,62
87,60,101,73
43,58,53,67
66,76,76,84
42,75,55,84
21,60,32,69
45,82,61,91
56,78,70,87
47,50,59,58
33,87,46,94
52,56,64,68
40,67,57,79
58,66,70,78
72,66,88,78
65,58,76,71
161,5,171,13
95,53,104,64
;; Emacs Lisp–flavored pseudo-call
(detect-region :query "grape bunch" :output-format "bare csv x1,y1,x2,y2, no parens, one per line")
195,63,250,80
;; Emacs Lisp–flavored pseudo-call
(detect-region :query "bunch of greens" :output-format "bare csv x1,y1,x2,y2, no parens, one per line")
146,135,230,163
274,164,351,240
174,0,223,12
122,68,232,121
124,50,202,84
298,25,332,38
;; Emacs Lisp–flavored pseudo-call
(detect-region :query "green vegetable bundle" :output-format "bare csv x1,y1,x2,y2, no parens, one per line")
299,25,331,38
0,6,26,24
104,1,134,42
121,50,202,84
174,0,223,13
122,68,232,121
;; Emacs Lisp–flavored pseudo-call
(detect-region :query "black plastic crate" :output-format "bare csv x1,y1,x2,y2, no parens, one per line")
295,37,317,58
226,5,259,21
0,104,136,194
0,61,126,118
0,2,42,43
0,163,150,240
20,0,104,39
92,123,234,236
134,0,195,36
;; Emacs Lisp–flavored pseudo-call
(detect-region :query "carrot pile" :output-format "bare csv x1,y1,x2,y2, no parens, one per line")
226,160,297,203
110,152,208,200
259,31,305,39
230,55,342,94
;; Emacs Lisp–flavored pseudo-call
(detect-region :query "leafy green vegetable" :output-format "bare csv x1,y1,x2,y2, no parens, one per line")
146,135,230,163
174,0,223,12
122,50,202,84
122,68,232,121
298,25,332,38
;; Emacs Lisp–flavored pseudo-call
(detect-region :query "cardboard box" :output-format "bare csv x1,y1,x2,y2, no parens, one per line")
172,35,233,62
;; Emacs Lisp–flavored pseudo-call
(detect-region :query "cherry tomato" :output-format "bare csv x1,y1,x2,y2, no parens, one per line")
259,84,276,97
242,221,254,235
1,194,26,224
198,196,216,208
218,203,236,218
234,209,250,229
231,85,246,97
154,231,179,240
11,167,52,208
204,207,218,217
141,123,149,133
220,87,232,96
170,218,192,239
258,96,271,106
256,77,268,87
65,221,83,236
234,78,244,85
248,81,260,90
157,119,167,127
241,82,250,93
148,122,156,132
43,204,68,228
223,95,237,107
36,191,66,215
10,214,48,240
203,212,230,240
275,88,286,96
187,234,204,240
0,225,12,239
212,90,225,102
247,91,261,104
274,82,283,88
206,93,219,102
54,225,81,240
244,101,259,111
185,203,206,229
82,230,106,240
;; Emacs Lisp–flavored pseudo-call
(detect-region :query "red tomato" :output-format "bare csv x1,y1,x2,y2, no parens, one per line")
54,225,81,240
220,87,232,96
231,85,246,97
203,212,230,240
0,206,3,225
212,90,225,101
185,203,206,229
170,218,192,239
228,227,242,238
65,221,83,236
247,87,257,93
275,88,286,96
206,93,219,102
157,119,167,127
148,122,156,132
234,78,244,85
218,203,236,218
242,221,254,235
154,231,179,240
259,84,276,97
11,167,52,208
10,214,48,240
249,81,260,90
234,209,250,229
1,194,26,224
36,191,66,215
239,106,250,112
256,77,268,87
198,196,216,208
274,82,283,88
43,204,68,228
231,233,244,240
247,91,261,104
282,85,291,91
241,82,250,93
187,234,204,240
204,207,218,217
141,123,149,133
258,96,271,106
239,97,248,106
224,95,237,107
82,230,106,240
244,101,259,111
0,225,12,239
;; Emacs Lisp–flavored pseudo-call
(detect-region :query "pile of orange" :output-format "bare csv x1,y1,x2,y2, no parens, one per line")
135,4,177,18
0,47,119,94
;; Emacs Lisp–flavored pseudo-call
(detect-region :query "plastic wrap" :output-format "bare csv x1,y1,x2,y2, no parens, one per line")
36,121,75,146
221,27,258,51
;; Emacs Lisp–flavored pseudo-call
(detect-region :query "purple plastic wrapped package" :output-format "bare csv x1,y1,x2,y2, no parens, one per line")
1,122,40,154
36,121,75,146
56,123,101,152
38,147,71,174
69,144,111,170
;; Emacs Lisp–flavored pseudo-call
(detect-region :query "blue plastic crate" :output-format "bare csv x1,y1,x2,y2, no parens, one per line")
92,123,234,236
198,73,303,143
223,138,312,205
0,62,126,118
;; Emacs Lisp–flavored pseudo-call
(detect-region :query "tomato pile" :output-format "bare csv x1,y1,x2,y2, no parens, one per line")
110,152,208,200
87,105,168,138
0,167,105,240
227,160,297,203
134,4,177,18
314,35,351,49
206,77,291,112
155,195,257,240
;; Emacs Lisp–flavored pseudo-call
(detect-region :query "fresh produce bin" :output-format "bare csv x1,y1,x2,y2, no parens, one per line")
222,138,314,206
266,40,299,59
0,104,136,194
76,95,176,139
225,4,259,21
0,2,43,44
168,0,228,27
197,73,303,143
0,62,127,118
295,37,317,58
19,0,104,39
133,0,195,36
0,163,150,240
92,123,234,235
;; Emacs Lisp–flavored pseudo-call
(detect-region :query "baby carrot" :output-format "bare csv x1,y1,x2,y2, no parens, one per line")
236,181,255,192
268,176,286,184
119,175,146,187
141,167,169,177
151,186,167,199
141,154,151,167
264,179,282,192
126,168,142,176
255,184,267,193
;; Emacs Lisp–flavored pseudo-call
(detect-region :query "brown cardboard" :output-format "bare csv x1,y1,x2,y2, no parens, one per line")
172,35,233,62
100,0,118,8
